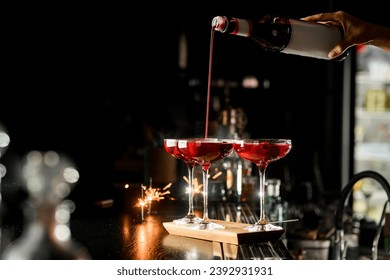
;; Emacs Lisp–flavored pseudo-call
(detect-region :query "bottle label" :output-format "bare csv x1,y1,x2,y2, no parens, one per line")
232,18,251,37
282,19,342,60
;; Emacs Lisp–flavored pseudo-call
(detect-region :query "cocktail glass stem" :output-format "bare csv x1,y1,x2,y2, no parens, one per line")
185,162,197,220
256,164,268,229
201,166,210,223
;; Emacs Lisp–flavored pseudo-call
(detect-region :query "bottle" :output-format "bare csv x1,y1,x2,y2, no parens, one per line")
265,178,288,224
215,87,250,203
265,178,288,243
212,14,349,61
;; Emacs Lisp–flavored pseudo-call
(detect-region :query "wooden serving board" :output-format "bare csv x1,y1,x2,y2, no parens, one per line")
163,219,285,245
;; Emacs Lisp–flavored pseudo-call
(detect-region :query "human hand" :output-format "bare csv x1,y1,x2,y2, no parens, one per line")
301,11,375,59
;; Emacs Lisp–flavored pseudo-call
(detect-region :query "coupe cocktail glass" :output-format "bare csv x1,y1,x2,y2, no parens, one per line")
178,138,233,229
234,139,292,231
164,138,201,224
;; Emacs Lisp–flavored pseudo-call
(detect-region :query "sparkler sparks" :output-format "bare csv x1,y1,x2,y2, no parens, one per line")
183,176,202,196
143,182,172,202
183,169,222,196
135,167,222,218
135,182,173,217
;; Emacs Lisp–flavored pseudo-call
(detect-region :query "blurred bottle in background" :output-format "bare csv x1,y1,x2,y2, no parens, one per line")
214,84,251,203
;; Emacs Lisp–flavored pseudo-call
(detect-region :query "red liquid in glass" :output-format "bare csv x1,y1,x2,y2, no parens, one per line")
234,142,292,166
163,141,194,164
181,141,233,170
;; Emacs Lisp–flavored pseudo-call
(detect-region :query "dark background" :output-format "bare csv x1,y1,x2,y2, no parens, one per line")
1,1,388,210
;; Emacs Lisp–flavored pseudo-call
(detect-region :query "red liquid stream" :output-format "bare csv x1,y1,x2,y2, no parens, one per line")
205,27,215,138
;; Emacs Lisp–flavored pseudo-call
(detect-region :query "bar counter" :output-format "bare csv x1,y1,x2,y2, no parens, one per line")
0,186,293,260
72,200,293,260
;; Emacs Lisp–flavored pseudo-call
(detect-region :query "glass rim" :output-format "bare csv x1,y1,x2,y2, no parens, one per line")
177,137,230,142
234,138,291,143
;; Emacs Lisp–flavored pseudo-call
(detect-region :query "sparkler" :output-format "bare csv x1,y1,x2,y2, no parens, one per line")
135,180,172,218
135,168,222,220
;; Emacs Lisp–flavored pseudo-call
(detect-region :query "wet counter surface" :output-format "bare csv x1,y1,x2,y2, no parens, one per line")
0,197,293,260
72,201,293,260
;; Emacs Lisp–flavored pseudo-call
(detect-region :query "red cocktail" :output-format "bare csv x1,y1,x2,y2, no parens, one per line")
234,139,292,231
164,139,201,224
178,138,233,229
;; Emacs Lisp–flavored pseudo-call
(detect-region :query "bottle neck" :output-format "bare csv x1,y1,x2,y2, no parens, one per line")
212,15,290,52
213,16,252,37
